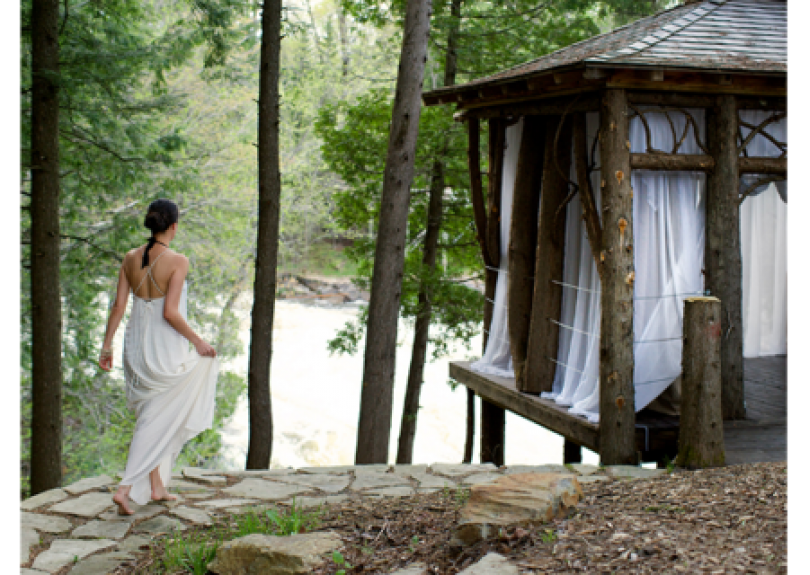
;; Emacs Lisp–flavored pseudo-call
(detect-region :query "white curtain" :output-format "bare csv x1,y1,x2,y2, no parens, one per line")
740,110,787,357
470,119,523,378
545,110,707,423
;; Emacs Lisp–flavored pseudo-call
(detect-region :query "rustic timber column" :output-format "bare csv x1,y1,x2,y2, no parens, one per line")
481,118,506,466
508,115,547,389
564,439,583,464
705,95,745,420
522,117,572,393
678,297,725,468
598,89,637,465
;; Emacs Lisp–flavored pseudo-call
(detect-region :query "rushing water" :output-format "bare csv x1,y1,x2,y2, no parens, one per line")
218,296,599,469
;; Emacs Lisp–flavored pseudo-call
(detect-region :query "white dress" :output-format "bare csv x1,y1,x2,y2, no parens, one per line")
119,251,220,505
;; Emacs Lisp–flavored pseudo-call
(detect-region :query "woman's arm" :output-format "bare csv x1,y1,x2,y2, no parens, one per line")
162,256,217,358
99,264,131,371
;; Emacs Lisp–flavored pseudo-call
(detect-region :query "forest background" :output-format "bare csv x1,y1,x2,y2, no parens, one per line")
18,0,667,497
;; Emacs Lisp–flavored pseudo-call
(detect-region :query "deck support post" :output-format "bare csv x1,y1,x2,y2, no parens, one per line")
523,116,572,393
480,118,507,466
508,115,547,388
706,94,745,420
598,88,637,465
678,297,725,468
563,439,582,464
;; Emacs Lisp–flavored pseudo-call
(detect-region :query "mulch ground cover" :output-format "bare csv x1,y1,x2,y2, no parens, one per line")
115,461,787,574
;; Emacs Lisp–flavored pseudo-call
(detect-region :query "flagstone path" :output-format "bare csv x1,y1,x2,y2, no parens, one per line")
20,463,664,574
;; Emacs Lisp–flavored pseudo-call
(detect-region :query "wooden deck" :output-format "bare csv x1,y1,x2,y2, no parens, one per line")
449,356,786,465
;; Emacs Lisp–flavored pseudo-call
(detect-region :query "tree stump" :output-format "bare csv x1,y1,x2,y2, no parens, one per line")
678,297,726,469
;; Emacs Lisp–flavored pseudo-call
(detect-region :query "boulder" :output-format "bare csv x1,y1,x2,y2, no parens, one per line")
451,473,582,547
458,552,519,574
207,532,342,575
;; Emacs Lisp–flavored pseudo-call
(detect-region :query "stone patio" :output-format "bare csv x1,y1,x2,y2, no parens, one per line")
19,462,664,574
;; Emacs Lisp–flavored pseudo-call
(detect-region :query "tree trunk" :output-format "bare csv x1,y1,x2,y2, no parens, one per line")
705,94,745,420
29,0,62,495
396,161,443,464
337,7,349,77
355,0,433,464
678,297,725,468
598,89,637,466
507,115,546,388
246,0,282,469
522,117,572,394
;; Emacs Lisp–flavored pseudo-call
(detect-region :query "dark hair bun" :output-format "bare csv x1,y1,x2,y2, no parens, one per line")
143,199,179,234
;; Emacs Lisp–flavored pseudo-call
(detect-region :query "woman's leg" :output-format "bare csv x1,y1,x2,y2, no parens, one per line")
113,484,135,515
149,465,177,502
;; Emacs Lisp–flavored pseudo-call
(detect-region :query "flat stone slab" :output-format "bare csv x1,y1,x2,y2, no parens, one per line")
132,515,186,535
417,487,443,494
605,465,667,479
21,527,39,564
99,503,164,523
21,511,72,534
411,472,455,489
291,495,349,509
568,464,600,476
298,465,355,475
21,488,69,511
461,472,504,486
183,466,224,477
169,479,214,493
31,538,117,573
49,492,115,518
63,475,115,495
71,519,131,539
223,478,313,500
21,569,49,575
351,473,411,491
171,505,213,525
118,534,151,553
459,552,519,574
390,562,427,574
365,486,416,497
392,464,429,476
576,475,610,484
208,532,343,574
225,468,296,478
277,474,351,493
197,498,261,509
431,463,497,477
503,464,569,475
353,464,391,475
69,551,133,575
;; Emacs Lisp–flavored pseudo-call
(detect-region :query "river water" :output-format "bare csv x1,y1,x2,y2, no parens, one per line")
218,296,599,469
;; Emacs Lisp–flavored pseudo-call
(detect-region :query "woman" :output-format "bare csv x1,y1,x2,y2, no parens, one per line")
99,199,219,515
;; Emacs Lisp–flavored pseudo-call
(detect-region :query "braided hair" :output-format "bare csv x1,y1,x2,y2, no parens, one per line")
142,199,179,268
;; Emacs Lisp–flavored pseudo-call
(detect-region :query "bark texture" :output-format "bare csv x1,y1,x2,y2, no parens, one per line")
522,117,571,394
246,0,283,469
705,94,745,420
480,399,505,466
507,115,546,389
29,0,63,494
678,297,725,468
573,113,604,278
356,0,433,464
598,89,637,466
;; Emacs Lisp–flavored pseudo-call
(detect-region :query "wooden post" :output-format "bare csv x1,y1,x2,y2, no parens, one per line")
598,88,637,465
508,115,547,388
481,118,506,466
705,94,745,420
523,117,572,393
564,439,583,464
678,297,725,468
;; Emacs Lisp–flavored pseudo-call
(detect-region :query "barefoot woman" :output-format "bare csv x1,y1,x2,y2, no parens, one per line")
99,199,219,515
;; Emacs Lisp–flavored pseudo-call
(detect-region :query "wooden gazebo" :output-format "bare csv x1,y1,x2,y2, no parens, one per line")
422,0,786,465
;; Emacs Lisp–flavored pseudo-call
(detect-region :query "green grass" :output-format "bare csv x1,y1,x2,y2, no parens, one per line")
160,529,224,575
231,498,323,537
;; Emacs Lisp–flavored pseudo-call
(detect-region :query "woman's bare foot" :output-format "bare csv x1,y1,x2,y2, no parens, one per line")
151,488,178,502
113,491,134,515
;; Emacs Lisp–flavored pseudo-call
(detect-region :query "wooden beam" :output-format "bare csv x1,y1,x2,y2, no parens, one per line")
598,88,637,465
737,96,787,111
739,157,787,175
564,439,583,464
468,118,492,268
486,118,506,270
628,91,718,108
705,94,745,420
522,117,572,394
481,398,505,466
460,92,601,120
450,361,600,452
678,297,725,468
574,113,604,278
630,153,716,171
507,116,547,389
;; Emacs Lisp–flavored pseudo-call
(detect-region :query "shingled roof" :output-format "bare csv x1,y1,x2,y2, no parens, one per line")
423,0,786,105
